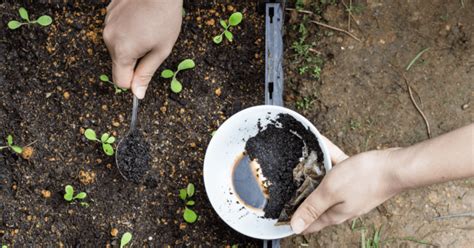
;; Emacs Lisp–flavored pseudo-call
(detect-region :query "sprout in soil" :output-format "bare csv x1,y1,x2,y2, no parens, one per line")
213,12,243,44
84,128,116,156
99,74,127,94
63,185,87,202
161,59,195,93
120,232,132,248
0,135,23,154
179,183,198,223
7,7,52,30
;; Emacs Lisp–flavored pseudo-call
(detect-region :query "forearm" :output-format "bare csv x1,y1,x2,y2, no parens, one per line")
391,124,474,191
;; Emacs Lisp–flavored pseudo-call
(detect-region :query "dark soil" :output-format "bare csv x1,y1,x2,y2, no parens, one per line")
245,114,322,219
116,129,150,183
0,0,264,246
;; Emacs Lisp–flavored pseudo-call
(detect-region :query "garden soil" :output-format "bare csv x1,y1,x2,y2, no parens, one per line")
0,0,473,247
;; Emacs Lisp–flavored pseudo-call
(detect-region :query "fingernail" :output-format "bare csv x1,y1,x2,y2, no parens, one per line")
291,218,306,234
133,85,147,99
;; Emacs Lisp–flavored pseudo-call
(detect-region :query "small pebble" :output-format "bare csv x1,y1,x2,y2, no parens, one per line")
215,88,222,97
110,228,118,237
205,19,215,26
21,146,34,160
63,91,70,100
462,103,469,110
41,190,51,198
179,223,187,230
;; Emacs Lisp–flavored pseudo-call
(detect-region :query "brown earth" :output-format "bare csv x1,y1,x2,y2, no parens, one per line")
282,0,473,247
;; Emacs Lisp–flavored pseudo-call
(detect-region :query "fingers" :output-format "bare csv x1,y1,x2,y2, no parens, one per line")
321,135,349,165
290,186,338,234
302,209,348,234
131,49,168,99
111,57,136,89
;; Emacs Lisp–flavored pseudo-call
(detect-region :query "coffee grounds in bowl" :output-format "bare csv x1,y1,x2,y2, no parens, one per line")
245,114,325,221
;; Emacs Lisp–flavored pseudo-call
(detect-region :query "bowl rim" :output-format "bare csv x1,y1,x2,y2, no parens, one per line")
203,105,332,240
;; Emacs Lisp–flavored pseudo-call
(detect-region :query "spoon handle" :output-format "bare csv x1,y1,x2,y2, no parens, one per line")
130,95,139,131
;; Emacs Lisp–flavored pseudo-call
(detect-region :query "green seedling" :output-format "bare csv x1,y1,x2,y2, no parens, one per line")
8,7,52,30
99,74,127,94
2,245,7,248
64,185,87,202
213,12,243,44
120,232,132,248
179,183,198,223
161,59,195,93
84,128,116,156
0,135,23,154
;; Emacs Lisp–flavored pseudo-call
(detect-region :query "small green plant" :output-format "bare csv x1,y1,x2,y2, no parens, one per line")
295,97,313,110
0,135,23,154
2,245,8,248
64,185,87,202
161,59,195,93
120,232,132,248
99,74,127,94
84,128,116,156
213,12,243,44
179,183,198,223
8,7,52,30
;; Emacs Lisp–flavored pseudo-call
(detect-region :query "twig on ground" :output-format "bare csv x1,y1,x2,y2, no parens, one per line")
309,20,361,42
348,0,352,30
390,64,432,139
433,212,474,220
286,7,361,42
406,48,430,71
341,0,362,31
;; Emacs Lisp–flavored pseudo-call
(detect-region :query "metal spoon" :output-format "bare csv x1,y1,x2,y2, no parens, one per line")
115,95,139,180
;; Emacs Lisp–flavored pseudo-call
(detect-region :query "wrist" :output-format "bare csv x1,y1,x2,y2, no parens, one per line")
381,148,411,195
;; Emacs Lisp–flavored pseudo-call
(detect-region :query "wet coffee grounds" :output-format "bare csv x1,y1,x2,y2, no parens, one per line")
116,129,151,183
245,113,323,219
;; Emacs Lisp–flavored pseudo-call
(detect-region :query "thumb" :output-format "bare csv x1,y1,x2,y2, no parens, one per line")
131,50,166,99
290,186,336,234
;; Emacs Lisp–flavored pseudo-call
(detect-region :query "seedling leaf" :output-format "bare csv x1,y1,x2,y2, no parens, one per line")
177,59,195,71
179,189,187,201
36,15,53,26
7,21,22,30
170,78,182,93
84,129,97,141
74,192,87,200
11,146,23,154
224,30,233,42
19,7,29,21
6,135,13,146
213,35,223,44
229,12,243,26
183,208,198,223
161,69,174,78
120,232,132,248
64,185,74,201
187,183,195,197
102,143,114,156
220,20,228,29
101,133,110,143
106,136,116,144
186,200,195,206
99,74,109,81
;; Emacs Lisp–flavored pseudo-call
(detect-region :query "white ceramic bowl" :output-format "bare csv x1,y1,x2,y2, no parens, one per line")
203,105,332,240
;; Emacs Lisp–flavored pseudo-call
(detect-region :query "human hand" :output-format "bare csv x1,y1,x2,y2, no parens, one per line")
103,0,183,99
290,137,402,234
